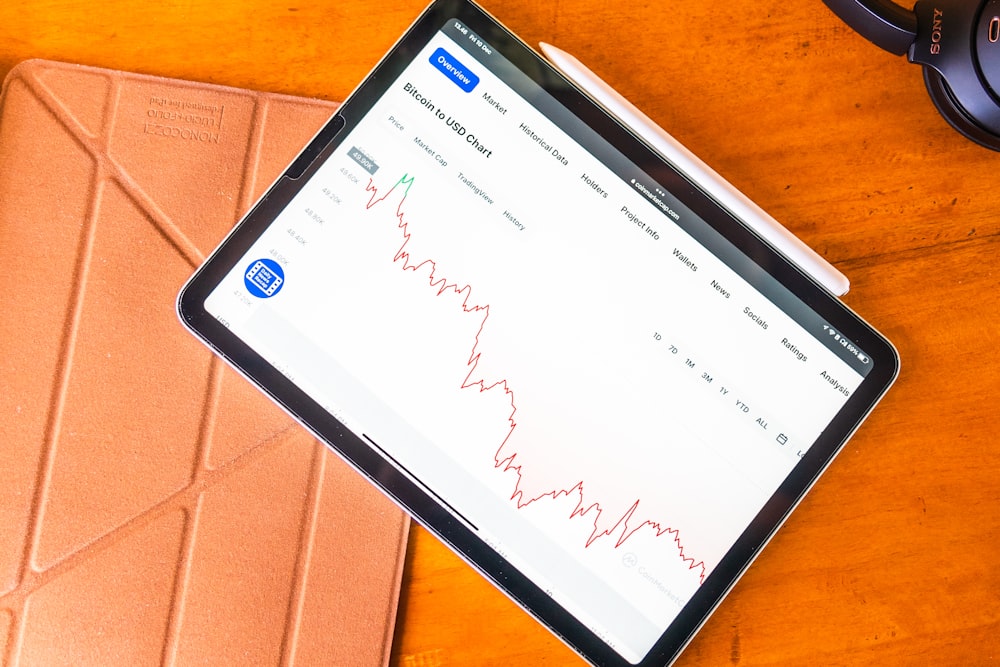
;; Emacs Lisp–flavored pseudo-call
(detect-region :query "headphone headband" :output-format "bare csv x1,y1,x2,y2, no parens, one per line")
822,0,918,55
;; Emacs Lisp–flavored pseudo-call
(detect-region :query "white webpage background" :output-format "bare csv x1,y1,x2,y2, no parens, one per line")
205,28,863,663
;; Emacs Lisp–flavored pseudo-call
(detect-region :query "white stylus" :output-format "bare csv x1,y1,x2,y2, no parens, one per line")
538,42,850,296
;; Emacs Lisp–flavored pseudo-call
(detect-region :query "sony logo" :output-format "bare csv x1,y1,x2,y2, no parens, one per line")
930,8,943,54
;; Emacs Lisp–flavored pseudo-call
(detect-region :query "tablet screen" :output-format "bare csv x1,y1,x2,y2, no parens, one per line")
178,2,898,664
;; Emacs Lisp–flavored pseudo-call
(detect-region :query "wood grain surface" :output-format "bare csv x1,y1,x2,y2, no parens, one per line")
2,0,997,665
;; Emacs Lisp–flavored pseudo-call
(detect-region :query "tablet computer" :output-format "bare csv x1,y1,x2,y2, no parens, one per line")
177,1,899,663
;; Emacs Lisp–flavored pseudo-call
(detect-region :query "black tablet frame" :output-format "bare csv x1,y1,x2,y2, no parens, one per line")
178,2,899,664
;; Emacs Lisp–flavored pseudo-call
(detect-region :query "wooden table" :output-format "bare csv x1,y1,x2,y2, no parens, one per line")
2,0,998,664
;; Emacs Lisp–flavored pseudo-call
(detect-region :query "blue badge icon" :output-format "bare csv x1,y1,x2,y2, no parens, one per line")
244,258,285,298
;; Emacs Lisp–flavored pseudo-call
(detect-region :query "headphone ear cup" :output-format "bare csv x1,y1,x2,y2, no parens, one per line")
923,66,1000,150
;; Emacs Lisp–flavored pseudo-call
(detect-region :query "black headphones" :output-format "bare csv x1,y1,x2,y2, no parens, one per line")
823,0,1000,150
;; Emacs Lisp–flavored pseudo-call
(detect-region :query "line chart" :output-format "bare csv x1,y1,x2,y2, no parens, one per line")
363,173,707,584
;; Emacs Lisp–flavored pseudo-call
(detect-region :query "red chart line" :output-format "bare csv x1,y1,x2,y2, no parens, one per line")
364,174,706,584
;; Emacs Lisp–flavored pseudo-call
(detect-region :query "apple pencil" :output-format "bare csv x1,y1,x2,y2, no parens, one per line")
538,42,850,296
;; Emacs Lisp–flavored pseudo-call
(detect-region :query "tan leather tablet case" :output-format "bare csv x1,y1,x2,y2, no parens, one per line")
0,59,408,666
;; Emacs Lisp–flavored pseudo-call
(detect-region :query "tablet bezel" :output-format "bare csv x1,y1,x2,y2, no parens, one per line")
177,1,899,664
